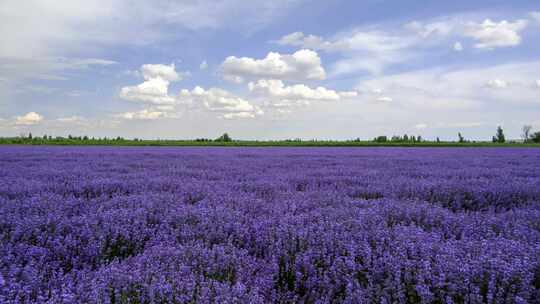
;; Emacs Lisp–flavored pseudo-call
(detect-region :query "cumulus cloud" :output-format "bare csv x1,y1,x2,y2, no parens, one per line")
248,79,356,101
247,79,357,111
116,109,166,120
414,123,428,129
179,86,263,118
221,49,326,82
140,63,182,81
119,63,262,119
119,63,183,105
120,77,177,105
486,79,508,89
15,112,43,125
453,41,463,51
463,19,528,49
536,80,540,88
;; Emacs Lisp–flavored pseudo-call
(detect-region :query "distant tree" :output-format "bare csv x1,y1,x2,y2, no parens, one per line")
28,132,33,139
417,135,422,142
83,135,89,141
494,126,505,143
531,132,540,143
403,134,409,142
458,133,465,143
68,135,73,140
215,133,232,142
43,134,47,140
436,137,440,143
522,125,532,143
374,136,387,143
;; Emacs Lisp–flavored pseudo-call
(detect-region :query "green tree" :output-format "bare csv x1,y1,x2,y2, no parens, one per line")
458,133,465,143
522,125,532,143
374,136,387,143
215,133,232,142
494,126,505,143
530,132,540,143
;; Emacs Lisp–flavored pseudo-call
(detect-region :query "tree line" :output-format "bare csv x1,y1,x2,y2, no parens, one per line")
2,127,540,146
371,125,540,144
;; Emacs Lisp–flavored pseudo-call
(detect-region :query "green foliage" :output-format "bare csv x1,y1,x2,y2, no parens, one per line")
374,136,387,143
458,133,465,143
531,132,540,143
215,133,232,142
494,126,505,143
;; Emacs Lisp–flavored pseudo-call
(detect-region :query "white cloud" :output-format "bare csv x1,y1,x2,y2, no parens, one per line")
486,79,508,89
404,21,454,38
536,80,540,88
222,112,259,120
141,63,182,82
414,123,428,129
358,61,540,110
0,0,305,59
119,63,183,105
119,63,263,119
221,49,326,82
463,19,528,49
120,78,177,105
199,61,208,70
56,116,84,123
0,57,117,83
179,87,263,118
376,96,393,102
116,109,166,120
15,112,43,125
248,79,356,102
0,0,303,91
275,15,532,77
276,32,348,51
274,19,456,76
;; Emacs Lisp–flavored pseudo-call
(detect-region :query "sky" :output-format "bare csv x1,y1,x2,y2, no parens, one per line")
1,0,539,140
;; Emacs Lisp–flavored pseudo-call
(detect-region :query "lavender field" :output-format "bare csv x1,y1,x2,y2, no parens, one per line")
1,146,539,303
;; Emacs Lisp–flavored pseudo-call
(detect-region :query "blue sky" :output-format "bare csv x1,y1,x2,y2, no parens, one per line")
1,0,539,140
